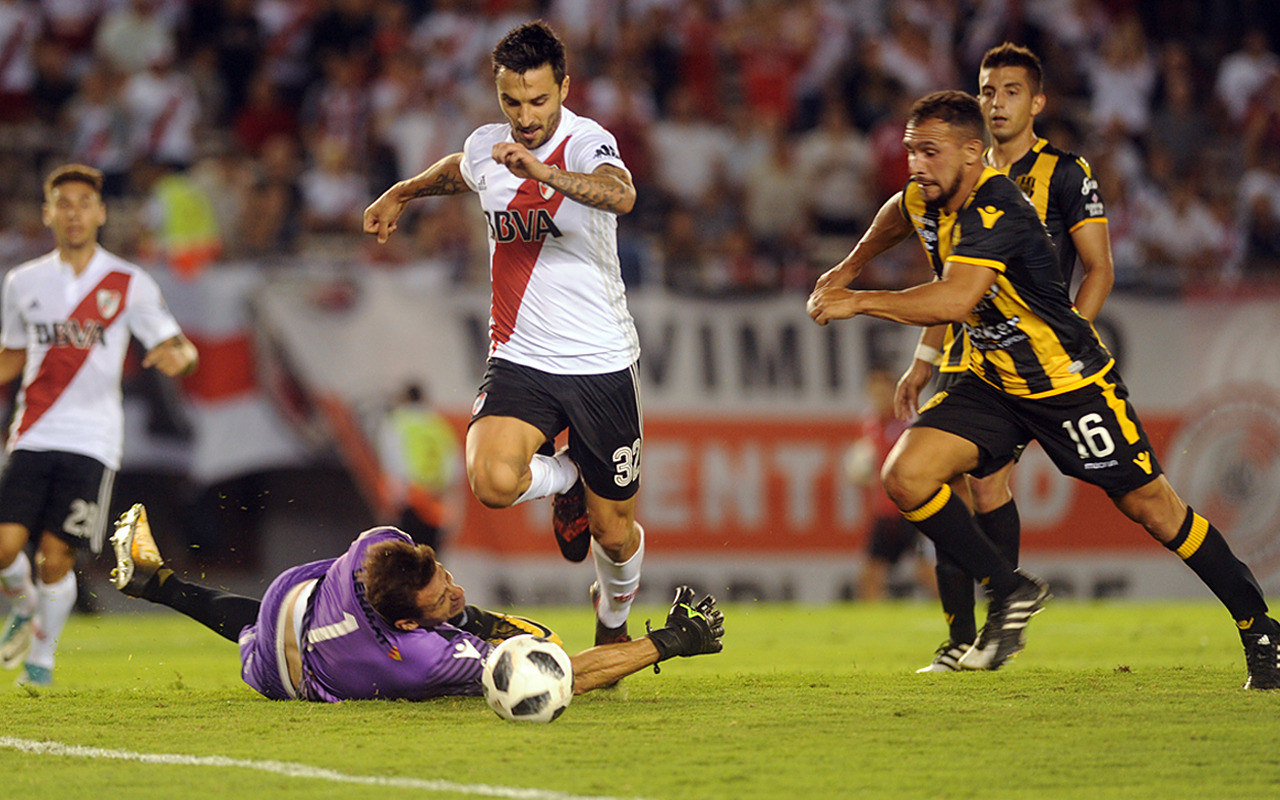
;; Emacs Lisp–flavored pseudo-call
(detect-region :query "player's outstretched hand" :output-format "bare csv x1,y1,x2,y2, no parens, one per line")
894,360,932,421
647,585,725,660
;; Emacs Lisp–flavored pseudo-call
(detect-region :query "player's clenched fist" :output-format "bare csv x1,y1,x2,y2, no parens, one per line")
492,142,551,182
363,186,410,244
807,286,860,326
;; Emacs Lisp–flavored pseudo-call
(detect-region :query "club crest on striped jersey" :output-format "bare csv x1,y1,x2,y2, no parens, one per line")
97,289,121,319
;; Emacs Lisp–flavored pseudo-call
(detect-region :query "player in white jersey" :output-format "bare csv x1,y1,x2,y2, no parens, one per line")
364,22,645,647
0,164,198,686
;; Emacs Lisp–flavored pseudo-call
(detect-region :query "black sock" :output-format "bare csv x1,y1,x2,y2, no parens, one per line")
148,572,261,642
904,485,1019,598
976,501,1021,566
1164,508,1270,630
935,550,977,644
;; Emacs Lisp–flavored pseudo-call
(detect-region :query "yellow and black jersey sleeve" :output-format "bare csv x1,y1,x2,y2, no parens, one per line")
997,138,1108,286
949,170,1113,397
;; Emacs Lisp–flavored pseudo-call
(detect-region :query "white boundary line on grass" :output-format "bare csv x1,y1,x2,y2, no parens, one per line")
0,737,652,800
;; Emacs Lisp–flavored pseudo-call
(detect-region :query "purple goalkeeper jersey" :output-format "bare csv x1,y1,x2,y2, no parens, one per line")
239,527,492,702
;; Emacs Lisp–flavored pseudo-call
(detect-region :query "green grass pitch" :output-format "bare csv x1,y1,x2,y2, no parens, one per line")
2,600,1278,800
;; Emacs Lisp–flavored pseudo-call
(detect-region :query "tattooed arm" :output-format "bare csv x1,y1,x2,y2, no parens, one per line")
491,142,635,215
363,152,470,244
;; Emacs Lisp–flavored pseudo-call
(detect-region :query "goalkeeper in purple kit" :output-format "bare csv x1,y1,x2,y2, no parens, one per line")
109,504,723,701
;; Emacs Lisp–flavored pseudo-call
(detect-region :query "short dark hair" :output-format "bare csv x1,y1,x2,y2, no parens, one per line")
908,90,985,144
980,42,1044,94
492,20,566,84
44,164,104,200
361,538,438,623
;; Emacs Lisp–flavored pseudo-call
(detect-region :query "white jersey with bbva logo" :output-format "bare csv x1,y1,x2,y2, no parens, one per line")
1,247,183,470
459,106,639,375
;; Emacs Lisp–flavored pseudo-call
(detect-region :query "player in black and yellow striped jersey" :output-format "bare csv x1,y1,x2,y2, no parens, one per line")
808,90,1280,686
901,43,1117,671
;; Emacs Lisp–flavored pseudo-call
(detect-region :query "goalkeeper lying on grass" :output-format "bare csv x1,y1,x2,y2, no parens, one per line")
109,504,723,701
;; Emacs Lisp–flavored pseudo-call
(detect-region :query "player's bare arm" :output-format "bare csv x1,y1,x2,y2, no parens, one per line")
811,193,913,293
0,347,26,385
568,638,661,694
363,152,470,244
141,334,198,377
895,323,946,420
1069,220,1115,320
809,260,995,327
491,142,636,215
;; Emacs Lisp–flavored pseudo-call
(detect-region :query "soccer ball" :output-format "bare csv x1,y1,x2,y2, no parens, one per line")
481,634,574,723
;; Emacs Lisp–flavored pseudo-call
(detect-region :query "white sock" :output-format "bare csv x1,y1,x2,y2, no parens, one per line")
1,551,38,617
514,451,580,505
592,523,645,629
26,572,76,670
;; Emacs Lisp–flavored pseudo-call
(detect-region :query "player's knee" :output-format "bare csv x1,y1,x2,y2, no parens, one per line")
0,540,21,568
34,535,75,582
880,455,930,510
587,510,635,559
467,465,520,509
0,525,29,567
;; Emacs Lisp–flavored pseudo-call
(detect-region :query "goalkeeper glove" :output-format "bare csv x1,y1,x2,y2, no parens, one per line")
646,585,725,664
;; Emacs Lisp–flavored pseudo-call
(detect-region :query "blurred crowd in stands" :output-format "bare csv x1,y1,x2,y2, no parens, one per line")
1,0,1279,296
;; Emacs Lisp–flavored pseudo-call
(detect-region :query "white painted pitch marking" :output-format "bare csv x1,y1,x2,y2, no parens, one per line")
0,737,651,800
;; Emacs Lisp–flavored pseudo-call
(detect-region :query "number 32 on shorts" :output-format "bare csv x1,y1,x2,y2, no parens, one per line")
612,438,641,487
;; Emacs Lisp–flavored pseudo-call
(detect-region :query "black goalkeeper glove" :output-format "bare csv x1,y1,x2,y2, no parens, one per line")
646,586,725,665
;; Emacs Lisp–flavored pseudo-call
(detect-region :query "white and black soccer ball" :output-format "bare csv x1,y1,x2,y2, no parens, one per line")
481,634,574,723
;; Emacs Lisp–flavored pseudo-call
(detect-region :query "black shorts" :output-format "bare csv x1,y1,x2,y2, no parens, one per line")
913,369,1162,497
868,516,920,564
470,358,643,501
0,449,116,552
933,368,966,394
927,370,1027,467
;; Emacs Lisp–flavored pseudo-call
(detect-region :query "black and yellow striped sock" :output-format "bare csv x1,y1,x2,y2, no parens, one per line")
904,484,1019,598
1164,508,1271,631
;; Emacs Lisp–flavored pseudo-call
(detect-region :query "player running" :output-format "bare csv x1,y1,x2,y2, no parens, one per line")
363,21,644,648
0,164,198,687
899,43,1117,672
109,504,723,701
808,91,1280,689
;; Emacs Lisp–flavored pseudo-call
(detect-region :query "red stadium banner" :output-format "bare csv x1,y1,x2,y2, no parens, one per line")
453,414,1182,556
